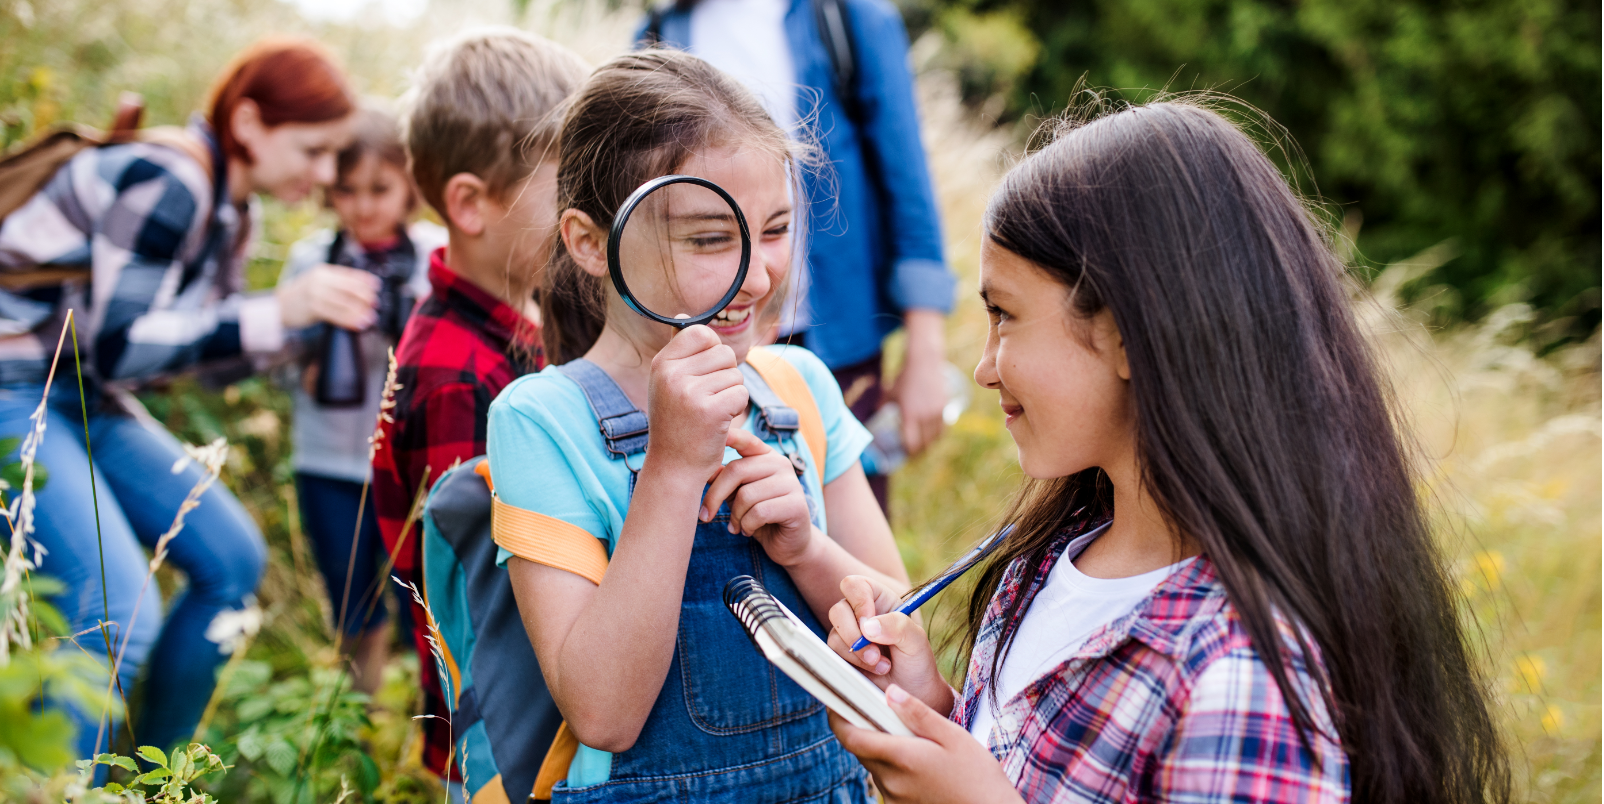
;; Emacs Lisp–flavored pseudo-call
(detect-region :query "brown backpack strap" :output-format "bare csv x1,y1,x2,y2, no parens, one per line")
0,94,216,293
137,126,215,186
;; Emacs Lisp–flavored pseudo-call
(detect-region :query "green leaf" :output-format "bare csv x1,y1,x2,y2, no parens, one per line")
103,782,124,793
0,437,20,456
135,745,167,767
1,459,48,492
137,767,171,784
109,755,139,773
263,737,296,776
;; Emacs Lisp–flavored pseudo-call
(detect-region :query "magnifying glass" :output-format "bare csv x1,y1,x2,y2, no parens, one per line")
607,175,752,329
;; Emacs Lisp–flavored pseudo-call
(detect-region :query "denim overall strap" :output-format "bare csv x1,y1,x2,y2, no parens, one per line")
547,362,870,803
738,362,823,529
553,359,649,460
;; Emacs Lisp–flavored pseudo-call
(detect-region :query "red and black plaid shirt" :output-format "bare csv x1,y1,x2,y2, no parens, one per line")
372,247,541,778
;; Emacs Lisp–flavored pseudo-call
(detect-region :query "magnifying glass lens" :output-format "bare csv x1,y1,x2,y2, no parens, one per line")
617,181,747,323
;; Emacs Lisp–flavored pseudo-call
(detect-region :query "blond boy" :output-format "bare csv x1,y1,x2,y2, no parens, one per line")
370,27,587,790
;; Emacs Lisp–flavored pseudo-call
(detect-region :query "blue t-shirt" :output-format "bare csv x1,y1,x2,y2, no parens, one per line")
489,345,870,563
486,345,871,786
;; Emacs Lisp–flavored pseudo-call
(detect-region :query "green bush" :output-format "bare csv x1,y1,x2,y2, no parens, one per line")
912,0,1601,338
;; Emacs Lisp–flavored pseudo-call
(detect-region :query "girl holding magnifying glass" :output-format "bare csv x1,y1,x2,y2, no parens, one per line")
485,50,907,803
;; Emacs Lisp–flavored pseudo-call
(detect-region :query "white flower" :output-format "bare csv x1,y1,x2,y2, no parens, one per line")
205,600,262,655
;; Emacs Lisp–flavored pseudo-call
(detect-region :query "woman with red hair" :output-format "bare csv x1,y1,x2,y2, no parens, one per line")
0,38,372,759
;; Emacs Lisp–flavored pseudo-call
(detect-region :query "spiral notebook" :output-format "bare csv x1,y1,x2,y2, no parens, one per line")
723,575,912,736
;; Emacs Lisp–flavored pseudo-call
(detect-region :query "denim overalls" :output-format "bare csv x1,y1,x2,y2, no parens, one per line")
550,359,871,804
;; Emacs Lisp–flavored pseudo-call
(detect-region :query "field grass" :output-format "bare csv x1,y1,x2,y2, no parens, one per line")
0,0,1597,800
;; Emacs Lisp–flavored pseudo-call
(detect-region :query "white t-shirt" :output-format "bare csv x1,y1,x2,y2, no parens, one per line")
968,523,1195,747
687,0,797,133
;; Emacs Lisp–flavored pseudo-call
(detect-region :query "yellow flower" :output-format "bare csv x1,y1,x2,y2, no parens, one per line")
1473,550,1505,591
1513,654,1546,691
1540,704,1564,734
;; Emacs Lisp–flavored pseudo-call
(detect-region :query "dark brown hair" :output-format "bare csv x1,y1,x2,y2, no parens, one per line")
327,103,415,210
968,99,1509,804
207,37,355,163
540,49,809,364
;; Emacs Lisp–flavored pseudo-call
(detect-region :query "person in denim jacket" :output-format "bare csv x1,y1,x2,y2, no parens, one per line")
638,0,956,512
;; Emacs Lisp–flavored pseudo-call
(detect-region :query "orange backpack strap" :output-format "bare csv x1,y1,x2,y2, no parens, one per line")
480,461,600,799
744,348,828,479
531,722,581,802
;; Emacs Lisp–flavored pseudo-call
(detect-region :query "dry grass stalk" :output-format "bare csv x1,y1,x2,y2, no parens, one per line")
0,311,77,666
92,436,230,755
394,575,457,804
335,347,401,641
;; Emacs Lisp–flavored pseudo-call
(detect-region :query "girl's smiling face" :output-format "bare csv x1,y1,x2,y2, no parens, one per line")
975,239,1135,479
606,145,794,360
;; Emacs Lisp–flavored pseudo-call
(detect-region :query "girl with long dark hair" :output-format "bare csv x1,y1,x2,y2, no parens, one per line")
826,99,1510,804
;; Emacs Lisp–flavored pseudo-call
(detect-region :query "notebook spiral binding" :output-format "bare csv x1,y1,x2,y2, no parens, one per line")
724,575,787,651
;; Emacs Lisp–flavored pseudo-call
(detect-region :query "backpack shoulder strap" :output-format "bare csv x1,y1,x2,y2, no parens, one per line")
137,126,215,186
744,348,829,480
812,0,862,124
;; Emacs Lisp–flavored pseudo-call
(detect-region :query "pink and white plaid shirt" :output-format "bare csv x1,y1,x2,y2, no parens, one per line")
953,517,1350,803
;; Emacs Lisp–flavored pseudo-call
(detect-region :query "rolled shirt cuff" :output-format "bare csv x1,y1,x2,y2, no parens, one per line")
238,293,285,354
889,256,957,314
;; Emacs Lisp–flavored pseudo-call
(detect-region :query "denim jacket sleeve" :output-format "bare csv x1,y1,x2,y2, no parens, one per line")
842,0,953,314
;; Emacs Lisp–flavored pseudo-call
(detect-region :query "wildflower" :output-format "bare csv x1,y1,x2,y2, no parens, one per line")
204,599,263,655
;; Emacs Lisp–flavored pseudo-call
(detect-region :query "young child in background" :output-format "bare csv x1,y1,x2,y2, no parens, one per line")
277,104,443,695
826,101,1509,804
489,50,908,803
369,27,589,789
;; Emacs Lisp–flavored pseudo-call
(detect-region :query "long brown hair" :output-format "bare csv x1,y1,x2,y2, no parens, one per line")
967,99,1509,804
540,49,812,364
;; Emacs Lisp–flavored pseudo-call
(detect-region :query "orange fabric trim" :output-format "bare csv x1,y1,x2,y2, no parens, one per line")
417,541,463,708
474,459,493,491
470,774,511,804
490,496,608,586
745,349,828,479
532,721,580,802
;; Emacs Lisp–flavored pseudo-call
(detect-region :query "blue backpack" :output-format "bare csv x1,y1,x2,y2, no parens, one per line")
420,455,563,802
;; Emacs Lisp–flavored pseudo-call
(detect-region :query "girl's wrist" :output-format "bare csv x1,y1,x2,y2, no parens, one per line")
773,525,829,569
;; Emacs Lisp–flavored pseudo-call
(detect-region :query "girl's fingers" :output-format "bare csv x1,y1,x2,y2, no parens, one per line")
700,458,765,521
840,575,881,622
883,684,960,743
727,470,797,530
862,612,926,658
826,594,887,672
724,426,773,457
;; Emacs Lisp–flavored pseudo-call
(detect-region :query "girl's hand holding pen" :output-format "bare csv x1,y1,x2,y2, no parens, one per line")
826,575,953,715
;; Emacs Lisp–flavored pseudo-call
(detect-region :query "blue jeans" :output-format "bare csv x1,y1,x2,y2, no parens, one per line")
0,384,266,758
295,472,394,636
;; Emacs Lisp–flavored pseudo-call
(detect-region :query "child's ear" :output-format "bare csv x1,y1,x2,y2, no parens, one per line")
443,172,490,236
560,209,608,278
1092,309,1131,381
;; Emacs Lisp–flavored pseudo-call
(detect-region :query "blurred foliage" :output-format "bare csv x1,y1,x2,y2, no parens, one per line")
0,0,1596,800
902,0,1601,342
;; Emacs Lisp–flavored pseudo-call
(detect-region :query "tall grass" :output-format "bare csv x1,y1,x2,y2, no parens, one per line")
0,0,1595,800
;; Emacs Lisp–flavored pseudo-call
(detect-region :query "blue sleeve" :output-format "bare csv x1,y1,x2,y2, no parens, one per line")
488,382,610,567
846,0,955,314
772,345,873,484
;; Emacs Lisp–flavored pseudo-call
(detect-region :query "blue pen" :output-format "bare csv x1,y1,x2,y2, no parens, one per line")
850,529,1008,653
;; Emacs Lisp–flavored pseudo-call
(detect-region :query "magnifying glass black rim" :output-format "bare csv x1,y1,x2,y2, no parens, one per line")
607,174,752,329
